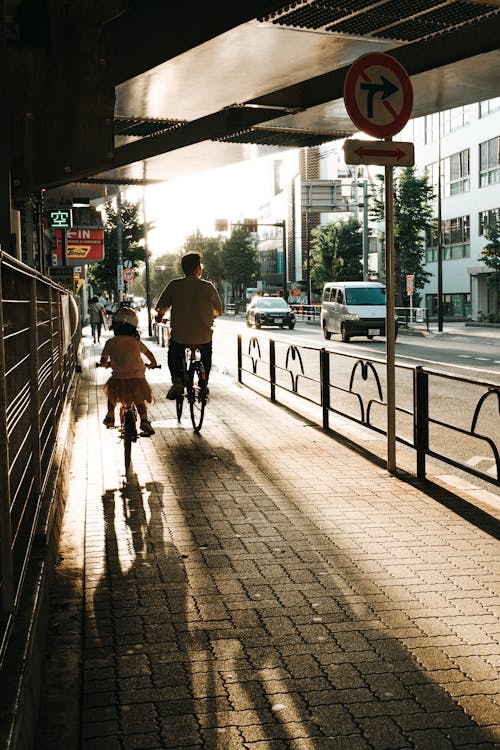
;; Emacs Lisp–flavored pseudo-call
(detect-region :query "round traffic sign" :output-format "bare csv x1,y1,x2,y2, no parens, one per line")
344,53,413,138
122,268,134,281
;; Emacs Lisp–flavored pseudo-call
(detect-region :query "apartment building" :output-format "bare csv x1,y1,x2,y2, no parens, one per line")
407,98,500,320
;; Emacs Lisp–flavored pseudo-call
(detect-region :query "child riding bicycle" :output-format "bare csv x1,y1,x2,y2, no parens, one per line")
99,307,158,436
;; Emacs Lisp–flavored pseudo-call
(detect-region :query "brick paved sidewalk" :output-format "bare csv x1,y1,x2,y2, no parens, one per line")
37,334,500,750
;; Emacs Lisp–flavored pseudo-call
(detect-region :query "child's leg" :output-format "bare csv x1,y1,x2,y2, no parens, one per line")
103,398,116,427
137,402,155,435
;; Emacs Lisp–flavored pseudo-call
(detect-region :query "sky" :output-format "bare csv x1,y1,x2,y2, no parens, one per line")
129,154,280,257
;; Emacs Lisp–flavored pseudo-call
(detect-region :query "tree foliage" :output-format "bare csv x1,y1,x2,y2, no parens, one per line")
372,167,434,306
87,198,147,299
183,231,224,288
480,222,500,315
309,217,363,290
148,253,182,302
220,226,259,300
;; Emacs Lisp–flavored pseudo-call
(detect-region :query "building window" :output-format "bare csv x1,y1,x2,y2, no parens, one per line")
441,106,471,136
479,207,500,235
444,149,470,196
274,160,285,195
426,216,470,262
424,113,438,145
479,136,500,187
479,97,500,118
426,293,470,318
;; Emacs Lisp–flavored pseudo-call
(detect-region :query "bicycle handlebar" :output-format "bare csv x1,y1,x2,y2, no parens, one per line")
96,363,161,369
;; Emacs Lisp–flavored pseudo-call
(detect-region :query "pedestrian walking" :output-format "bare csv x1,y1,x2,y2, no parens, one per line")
88,295,106,343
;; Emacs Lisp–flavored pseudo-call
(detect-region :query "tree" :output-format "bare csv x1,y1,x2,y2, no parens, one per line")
199,236,223,288
309,217,363,290
150,253,182,301
480,222,500,319
87,197,147,299
372,167,434,306
182,230,223,287
220,226,259,302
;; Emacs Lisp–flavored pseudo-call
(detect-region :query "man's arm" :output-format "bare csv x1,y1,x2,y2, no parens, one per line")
212,287,223,318
155,284,172,322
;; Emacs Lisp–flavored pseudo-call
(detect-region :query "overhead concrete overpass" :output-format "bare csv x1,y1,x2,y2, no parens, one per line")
2,0,500,232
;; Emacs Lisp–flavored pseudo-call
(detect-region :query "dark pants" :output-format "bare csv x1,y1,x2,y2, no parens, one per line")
168,340,213,382
91,321,102,340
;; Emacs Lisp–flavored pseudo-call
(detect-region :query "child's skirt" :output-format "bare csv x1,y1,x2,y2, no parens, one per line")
105,377,153,406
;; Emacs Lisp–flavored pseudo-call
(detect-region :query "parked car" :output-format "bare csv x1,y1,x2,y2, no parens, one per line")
246,296,295,329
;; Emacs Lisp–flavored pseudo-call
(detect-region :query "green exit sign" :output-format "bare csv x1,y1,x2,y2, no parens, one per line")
48,209,72,229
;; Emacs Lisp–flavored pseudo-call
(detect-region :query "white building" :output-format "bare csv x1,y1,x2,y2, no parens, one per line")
406,98,500,320
253,97,500,317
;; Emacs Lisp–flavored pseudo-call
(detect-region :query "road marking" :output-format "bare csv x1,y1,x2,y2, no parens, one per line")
474,357,490,361
458,354,472,358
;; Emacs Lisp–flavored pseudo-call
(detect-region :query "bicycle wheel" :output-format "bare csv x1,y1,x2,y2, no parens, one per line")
123,409,137,471
188,362,206,432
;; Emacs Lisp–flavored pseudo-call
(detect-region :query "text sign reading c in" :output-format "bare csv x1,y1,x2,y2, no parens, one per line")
344,139,414,167
344,53,413,138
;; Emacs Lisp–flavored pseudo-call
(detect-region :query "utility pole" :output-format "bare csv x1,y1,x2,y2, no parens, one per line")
280,219,287,301
142,182,153,336
116,190,124,302
362,180,369,280
437,111,444,331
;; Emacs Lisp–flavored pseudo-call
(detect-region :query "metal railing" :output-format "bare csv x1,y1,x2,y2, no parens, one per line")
290,303,321,322
395,306,430,330
237,333,500,489
0,251,80,665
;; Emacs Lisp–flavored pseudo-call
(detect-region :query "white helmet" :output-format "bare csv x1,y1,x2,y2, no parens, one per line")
112,306,138,328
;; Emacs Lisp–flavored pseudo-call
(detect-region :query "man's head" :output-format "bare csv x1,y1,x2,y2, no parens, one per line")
181,252,202,277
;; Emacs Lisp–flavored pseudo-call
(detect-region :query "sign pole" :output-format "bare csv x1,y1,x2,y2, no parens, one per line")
385,150,396,475
343,52,414,478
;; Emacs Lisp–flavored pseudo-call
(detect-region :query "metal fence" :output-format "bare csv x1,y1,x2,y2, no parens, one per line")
395,306,430,331
237,333,500,489
290,303,321,322
0,251,79,665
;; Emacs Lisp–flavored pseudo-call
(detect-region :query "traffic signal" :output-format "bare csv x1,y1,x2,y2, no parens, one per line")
243,218,258,233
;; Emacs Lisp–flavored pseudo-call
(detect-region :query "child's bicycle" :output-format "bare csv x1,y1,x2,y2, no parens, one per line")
175,346,208,433
96,363,161,471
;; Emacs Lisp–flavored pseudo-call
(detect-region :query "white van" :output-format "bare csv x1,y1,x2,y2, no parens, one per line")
320,281,395,342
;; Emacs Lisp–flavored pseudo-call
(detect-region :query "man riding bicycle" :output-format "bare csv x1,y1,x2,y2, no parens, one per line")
155,252,222,399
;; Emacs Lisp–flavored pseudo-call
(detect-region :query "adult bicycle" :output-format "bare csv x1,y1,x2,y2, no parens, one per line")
175,346,208,432
96,363,161,471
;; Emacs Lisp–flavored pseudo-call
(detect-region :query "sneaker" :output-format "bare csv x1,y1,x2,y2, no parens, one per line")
140,419,155,436
167,382,184,400
103,414,115,428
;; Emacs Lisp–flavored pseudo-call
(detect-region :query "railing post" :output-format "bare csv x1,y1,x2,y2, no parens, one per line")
30,277,42,495
237,334,242,383
48,285,57,438
270,339,276,402
320,348,330,430
414,366,429,481
0,256,14,612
